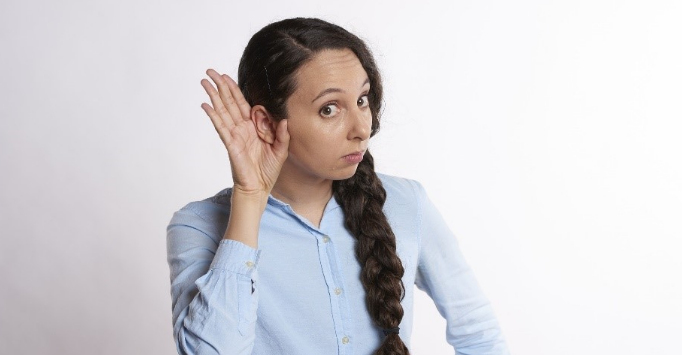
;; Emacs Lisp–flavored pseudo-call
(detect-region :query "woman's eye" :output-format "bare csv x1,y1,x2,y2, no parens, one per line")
357,95,369,108
320,104,340,117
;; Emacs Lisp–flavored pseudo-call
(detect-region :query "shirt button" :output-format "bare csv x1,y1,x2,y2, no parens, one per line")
322,236,330,243
245,261,255,268
342,336,350,344
334,288,342,295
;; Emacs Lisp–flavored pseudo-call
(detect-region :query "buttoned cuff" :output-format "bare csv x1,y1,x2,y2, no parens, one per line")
210,239,262,276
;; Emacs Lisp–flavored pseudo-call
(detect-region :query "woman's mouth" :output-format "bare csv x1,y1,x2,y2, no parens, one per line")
342,151,365,164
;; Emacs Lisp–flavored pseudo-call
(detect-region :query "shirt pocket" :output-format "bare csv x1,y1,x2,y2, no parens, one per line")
237,273,257,336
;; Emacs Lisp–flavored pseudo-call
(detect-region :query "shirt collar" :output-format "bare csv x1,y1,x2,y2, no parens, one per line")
266,193,341,213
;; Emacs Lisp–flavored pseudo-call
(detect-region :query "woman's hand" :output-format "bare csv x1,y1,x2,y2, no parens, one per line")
201,69,290,198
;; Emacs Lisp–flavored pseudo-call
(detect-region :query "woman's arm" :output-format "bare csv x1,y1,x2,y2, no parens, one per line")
412,180,510,355
166,70,290,354
167,202,262,355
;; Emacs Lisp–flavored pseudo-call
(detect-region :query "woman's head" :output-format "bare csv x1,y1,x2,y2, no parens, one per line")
238,18,409,355
238,18,383,182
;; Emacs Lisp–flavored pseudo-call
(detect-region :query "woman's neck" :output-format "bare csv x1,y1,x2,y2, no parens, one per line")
270,167,334,228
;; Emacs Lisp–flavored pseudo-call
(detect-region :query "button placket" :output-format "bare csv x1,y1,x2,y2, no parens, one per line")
314,231,353,354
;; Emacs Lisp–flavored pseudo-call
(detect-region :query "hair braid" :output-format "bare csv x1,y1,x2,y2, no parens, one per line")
333,150,410,355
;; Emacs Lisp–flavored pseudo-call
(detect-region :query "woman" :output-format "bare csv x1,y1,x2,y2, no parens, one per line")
167,17,509,355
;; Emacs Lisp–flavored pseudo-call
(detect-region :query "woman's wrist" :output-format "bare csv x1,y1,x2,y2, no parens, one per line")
223,189,270,248
231,188,270,210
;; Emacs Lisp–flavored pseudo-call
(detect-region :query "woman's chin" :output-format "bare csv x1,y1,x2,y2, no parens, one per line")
332,165,361,181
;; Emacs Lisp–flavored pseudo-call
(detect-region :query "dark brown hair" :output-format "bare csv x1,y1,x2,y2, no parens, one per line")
237,17,408,355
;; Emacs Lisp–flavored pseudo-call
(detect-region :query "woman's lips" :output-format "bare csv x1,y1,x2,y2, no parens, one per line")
343,151,365,164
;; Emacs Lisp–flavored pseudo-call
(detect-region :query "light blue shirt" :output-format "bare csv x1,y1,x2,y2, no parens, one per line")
166,173,509,354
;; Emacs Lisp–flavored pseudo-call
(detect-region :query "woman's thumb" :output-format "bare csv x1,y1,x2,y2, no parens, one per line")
273,119,290,155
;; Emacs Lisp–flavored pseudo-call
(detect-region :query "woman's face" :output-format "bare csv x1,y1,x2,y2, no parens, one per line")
281,48,373,182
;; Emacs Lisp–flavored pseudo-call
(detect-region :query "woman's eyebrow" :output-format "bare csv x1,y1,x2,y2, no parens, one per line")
311,78,370,103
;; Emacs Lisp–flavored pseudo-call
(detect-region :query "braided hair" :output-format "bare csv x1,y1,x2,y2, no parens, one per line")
238,17,409,354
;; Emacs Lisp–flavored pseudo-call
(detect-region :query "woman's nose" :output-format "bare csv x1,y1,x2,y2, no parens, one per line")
348,108,372,141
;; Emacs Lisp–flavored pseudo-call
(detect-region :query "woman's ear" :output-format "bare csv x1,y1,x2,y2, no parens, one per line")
251,105,277,144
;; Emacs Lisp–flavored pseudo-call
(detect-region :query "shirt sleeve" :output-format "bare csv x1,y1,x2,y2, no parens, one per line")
167,206,261,355
412,181,510,355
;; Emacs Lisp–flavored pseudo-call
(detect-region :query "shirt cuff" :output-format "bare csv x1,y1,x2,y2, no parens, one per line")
209,239,262,276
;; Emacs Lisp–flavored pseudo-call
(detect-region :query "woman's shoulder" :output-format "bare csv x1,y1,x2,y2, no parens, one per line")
174,187,233,217
376,172,428,206
167,187,234,239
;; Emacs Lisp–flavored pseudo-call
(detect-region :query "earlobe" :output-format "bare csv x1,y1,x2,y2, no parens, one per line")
251,105,276,144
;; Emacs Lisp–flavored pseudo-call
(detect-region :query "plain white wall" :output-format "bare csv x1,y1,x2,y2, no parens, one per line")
0,0,680,354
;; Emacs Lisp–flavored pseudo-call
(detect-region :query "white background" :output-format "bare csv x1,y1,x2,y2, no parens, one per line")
0,0,681,354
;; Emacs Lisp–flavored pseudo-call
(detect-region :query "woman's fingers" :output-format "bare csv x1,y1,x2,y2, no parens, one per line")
206,69,244,128
200,101,232,146
201,77,236,132
222,74,251,121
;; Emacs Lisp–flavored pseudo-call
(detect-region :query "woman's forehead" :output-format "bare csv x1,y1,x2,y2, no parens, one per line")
291,48,370,101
